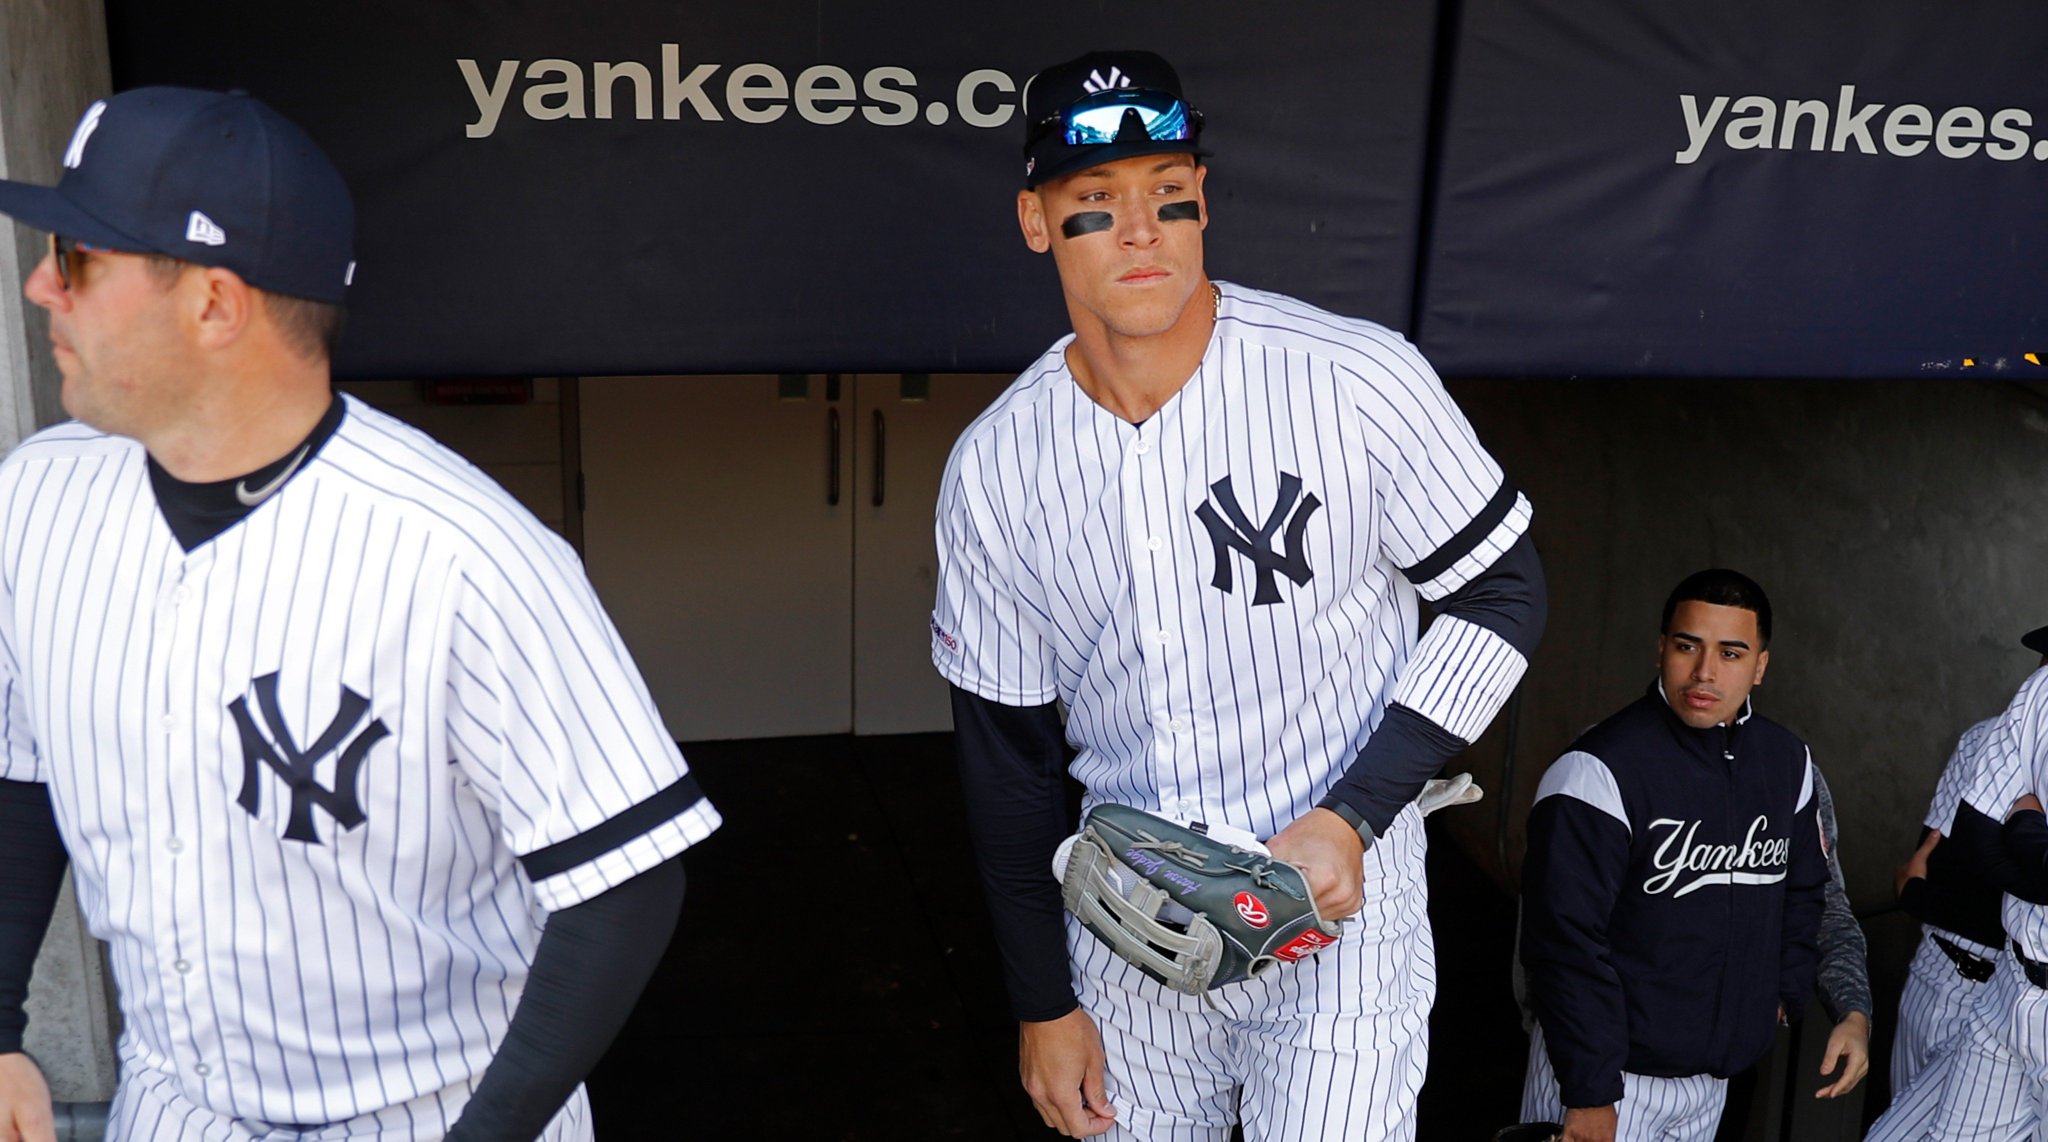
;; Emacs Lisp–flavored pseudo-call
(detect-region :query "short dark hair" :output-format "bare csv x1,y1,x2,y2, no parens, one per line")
141,254,345,361
259,289,347,361
1662,568,1772,647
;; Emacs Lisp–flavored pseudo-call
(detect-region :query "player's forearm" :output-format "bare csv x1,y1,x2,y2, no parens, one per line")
1815,862,1872,1020
1321,535,1546,835
0,781,67,1055
950,686,1081,1020
1812,774,1872,1019
1953,800,2048,904
444,858,684,1142
1902,835,2008,946
2001,809,2048,902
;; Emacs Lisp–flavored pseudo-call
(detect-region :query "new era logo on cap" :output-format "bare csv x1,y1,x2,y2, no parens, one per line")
0,87,355,303
186,211,226,246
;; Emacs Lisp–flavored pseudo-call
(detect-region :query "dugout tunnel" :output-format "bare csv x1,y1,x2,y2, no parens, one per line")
0,0,2044,1137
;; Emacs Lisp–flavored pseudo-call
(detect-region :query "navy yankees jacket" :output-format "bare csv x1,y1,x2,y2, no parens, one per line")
1520,685,1827,1108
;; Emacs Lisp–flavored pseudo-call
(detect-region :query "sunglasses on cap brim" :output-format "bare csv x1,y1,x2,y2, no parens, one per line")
1031,88,1202,147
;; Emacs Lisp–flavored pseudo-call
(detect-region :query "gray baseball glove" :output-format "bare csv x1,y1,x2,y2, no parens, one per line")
1058,804,1341,994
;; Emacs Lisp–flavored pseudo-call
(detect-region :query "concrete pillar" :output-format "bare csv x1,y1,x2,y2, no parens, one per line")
0,0,120,1103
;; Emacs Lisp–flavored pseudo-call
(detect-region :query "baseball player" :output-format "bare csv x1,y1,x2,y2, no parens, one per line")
1519,569,1826,1142
1865,659,2048,1140
933,50,1546,1141
0,88,719,1141
1883,626,2046,1094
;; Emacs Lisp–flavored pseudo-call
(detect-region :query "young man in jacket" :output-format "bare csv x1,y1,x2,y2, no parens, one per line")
1519,569,1827,1142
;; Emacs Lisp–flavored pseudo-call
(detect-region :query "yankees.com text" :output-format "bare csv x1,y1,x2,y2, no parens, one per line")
1675,84,2047,164
459,51,1019,139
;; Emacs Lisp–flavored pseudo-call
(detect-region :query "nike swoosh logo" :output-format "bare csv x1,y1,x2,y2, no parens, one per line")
234,443,312,507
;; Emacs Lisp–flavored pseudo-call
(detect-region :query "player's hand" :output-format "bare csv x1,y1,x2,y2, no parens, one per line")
2013,793,2046,822
1816,1011,1870,1098
1560,1104,1617,1142
1267,809,1367,919
1018,1008,1117,1138
1895,831,1941,898
0,1053,54,1142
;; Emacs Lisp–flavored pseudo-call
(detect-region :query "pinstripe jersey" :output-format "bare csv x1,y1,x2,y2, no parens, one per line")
1928,717,1997,833
932,281,1530,839
1962,666,2048,958
0,395,719,1126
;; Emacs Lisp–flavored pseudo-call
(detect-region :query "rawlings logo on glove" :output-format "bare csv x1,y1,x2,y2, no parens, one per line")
1055,804,1342,994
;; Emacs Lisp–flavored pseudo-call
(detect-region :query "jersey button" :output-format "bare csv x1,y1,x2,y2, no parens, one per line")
171,586,190,605
173,960,192,974
1134,439,1151,455
1168,719,1188,734
165,838,184,854
159,715,177,733
193,1064,211,1077
1146,537,1163,551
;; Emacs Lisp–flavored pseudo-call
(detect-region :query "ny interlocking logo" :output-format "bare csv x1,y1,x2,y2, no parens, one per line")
229,674,388,844
1195,473,1321,606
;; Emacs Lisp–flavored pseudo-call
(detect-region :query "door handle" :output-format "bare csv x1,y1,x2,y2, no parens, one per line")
871,409,886,507
827,407,841,507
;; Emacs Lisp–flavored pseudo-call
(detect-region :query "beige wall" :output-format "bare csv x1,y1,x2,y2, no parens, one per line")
336,378,577,541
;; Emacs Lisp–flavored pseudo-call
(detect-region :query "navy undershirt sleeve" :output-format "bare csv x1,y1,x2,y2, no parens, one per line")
443,857,685,1141
1420,530,1547,659
950,685,1078,1022
1899,828,2008,947
1999,808,2048,905
0,780,68,1056
1320,534,1546,835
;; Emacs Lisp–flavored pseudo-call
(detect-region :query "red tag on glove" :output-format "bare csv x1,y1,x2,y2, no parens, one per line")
1273,928,1340,962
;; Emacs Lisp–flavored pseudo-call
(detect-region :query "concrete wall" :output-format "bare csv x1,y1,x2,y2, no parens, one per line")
1442,377,2048,905
1436,378,2048,1084
0,0,109,443
0,0,120,1102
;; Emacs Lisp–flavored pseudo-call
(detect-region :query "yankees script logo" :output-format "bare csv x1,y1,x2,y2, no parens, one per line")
1195,473,1321,605
1643,815,1790,898
229,673,389,844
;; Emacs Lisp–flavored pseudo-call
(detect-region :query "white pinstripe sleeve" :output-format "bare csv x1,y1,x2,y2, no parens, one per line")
0,623,36,784
931,445,1055,707
1390,614,1527,743
1352,337,1531,601
1927,718,1996,833
448,540,720,913
1960,669,2048,824
0,477,37,784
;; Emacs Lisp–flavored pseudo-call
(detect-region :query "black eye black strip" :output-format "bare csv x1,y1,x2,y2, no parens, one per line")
1060,212,1115,238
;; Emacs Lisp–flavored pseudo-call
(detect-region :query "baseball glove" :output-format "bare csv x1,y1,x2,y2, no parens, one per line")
1058,804,1341,994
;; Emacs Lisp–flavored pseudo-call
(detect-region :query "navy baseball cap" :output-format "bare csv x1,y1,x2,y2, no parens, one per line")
0,87,354,303
1020,51,1205,188
2023,625,2048,657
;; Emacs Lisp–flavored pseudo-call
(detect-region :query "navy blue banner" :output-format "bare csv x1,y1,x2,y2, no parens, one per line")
107,2,1436,378
1419,0,2048,378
